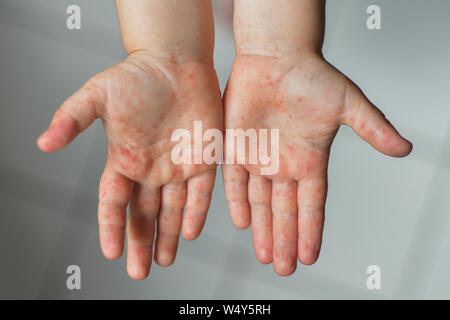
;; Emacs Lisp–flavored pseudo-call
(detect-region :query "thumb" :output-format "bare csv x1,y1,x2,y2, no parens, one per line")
342,81,412,158
37,79,104,152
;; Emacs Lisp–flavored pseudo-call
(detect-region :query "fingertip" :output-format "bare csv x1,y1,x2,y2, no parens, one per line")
36,132,51,152
361,121,414,158
126,248,152,280
222,165,250,229
182,208,208,241
345,87,414,159
298,233,322,266
100,234,124,260
394,138,413,158
154,250,176,267
182,226,201,241
127,265,150,280
229,201,251,229
382,135,413,158
101,246,123,261
255,248,273,264
298,252,319,266
233,218,251,230
98,222,126,260
37,128,63,152
37,120,76,152
273,261,297,276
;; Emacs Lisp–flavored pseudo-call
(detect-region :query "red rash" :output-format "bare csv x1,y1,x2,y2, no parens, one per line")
360,121,367,130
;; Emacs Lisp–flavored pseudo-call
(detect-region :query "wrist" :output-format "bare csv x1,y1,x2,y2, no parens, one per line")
233,50,324,74
234,0,325,58
116,0,214,66
125,43,214,67
235,41,322,59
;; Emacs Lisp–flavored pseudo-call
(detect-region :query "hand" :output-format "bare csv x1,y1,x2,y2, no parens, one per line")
222,53,412,276
37,52,223,279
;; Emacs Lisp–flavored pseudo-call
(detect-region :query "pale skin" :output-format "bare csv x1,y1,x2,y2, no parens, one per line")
37,0,412,280
37,0,222,280
222,0,413,275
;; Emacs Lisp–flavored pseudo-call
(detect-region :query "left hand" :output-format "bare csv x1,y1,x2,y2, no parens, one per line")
222,52,412,276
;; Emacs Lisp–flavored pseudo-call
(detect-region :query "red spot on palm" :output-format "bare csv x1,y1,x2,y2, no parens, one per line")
360,121,367,130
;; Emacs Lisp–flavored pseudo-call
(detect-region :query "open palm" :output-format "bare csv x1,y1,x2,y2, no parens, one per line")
223,54,412,276
38,52,223,279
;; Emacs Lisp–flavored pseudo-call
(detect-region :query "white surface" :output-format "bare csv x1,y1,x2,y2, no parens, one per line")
0,0,449,299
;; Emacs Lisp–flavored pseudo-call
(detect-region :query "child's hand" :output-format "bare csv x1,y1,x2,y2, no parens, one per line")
223,53,412,276
37,51,223,279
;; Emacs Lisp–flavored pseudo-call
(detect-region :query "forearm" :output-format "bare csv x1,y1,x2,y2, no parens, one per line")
234,0,325,57
115,0,215,65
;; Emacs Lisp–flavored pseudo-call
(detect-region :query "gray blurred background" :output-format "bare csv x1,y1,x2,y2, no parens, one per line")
0,0,449,299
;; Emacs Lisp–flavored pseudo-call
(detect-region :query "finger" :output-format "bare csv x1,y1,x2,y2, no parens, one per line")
126,184,160,280
342,81,412,157
222,164,250,229
297,178,327,265
183,169,216,240
37,78,104,152
154,182,187,267
248,174,273,264
98,165,132,260
272,181,298,276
